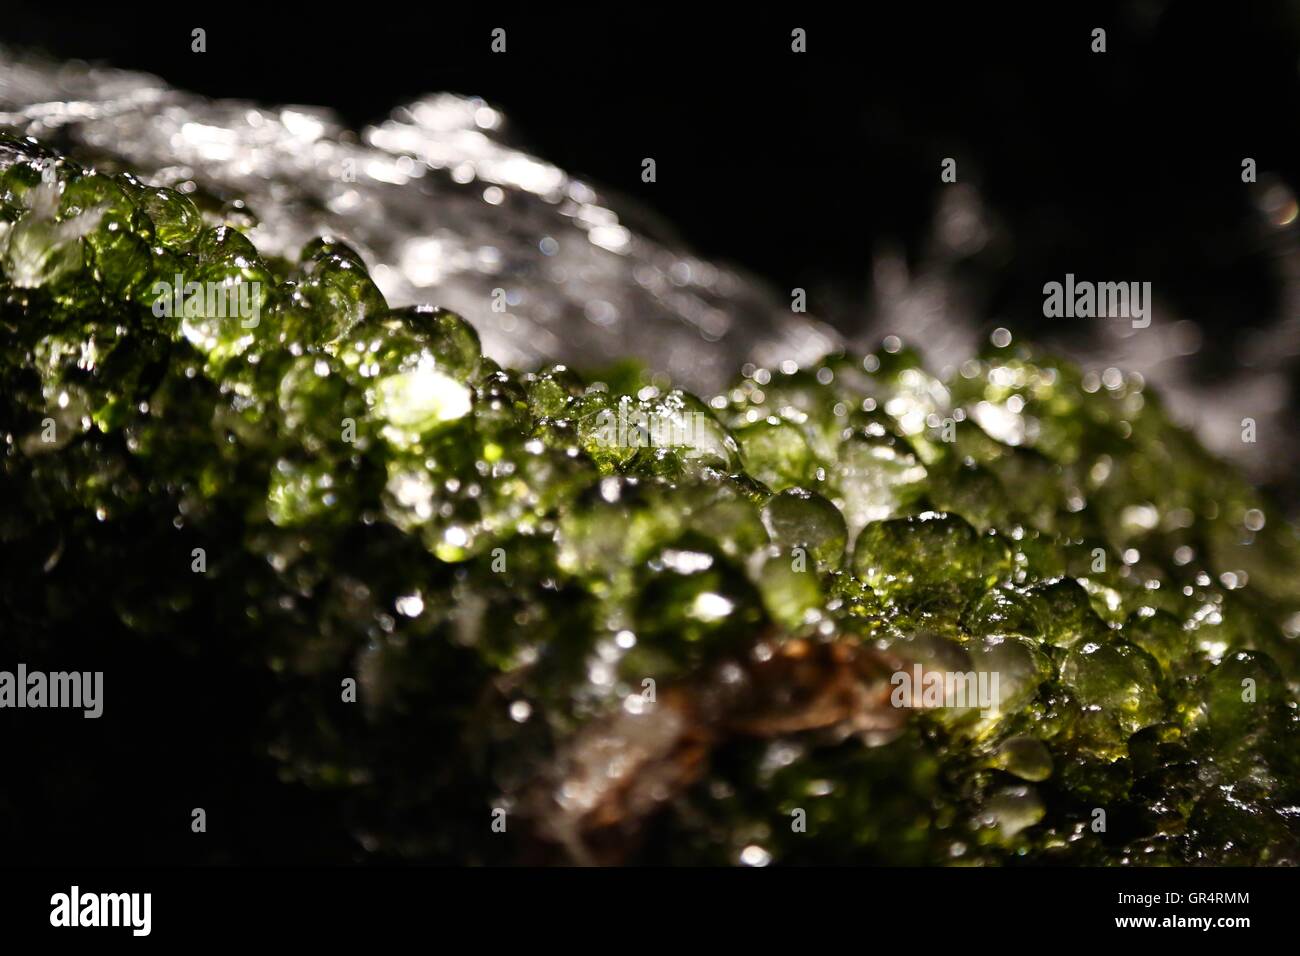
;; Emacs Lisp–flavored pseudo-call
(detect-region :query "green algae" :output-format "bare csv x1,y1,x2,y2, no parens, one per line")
2,131,1299,865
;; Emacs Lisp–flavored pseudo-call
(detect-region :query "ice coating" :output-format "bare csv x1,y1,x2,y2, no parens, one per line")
3,47,1300,867
0,46,838,395
4,44,1299,497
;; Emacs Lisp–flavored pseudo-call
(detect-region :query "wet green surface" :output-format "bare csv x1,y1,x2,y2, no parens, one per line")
2,133,1299,864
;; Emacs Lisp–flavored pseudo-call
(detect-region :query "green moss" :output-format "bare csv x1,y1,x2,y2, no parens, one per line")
2,131,1299,865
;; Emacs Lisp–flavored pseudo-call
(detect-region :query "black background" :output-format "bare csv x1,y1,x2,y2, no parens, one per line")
2,2,1300,867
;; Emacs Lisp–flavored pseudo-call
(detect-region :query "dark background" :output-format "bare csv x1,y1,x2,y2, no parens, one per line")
2,2,1300,865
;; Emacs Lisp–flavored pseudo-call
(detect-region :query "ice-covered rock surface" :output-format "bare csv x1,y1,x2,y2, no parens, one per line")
0,46,837,395
3,45,1297,491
